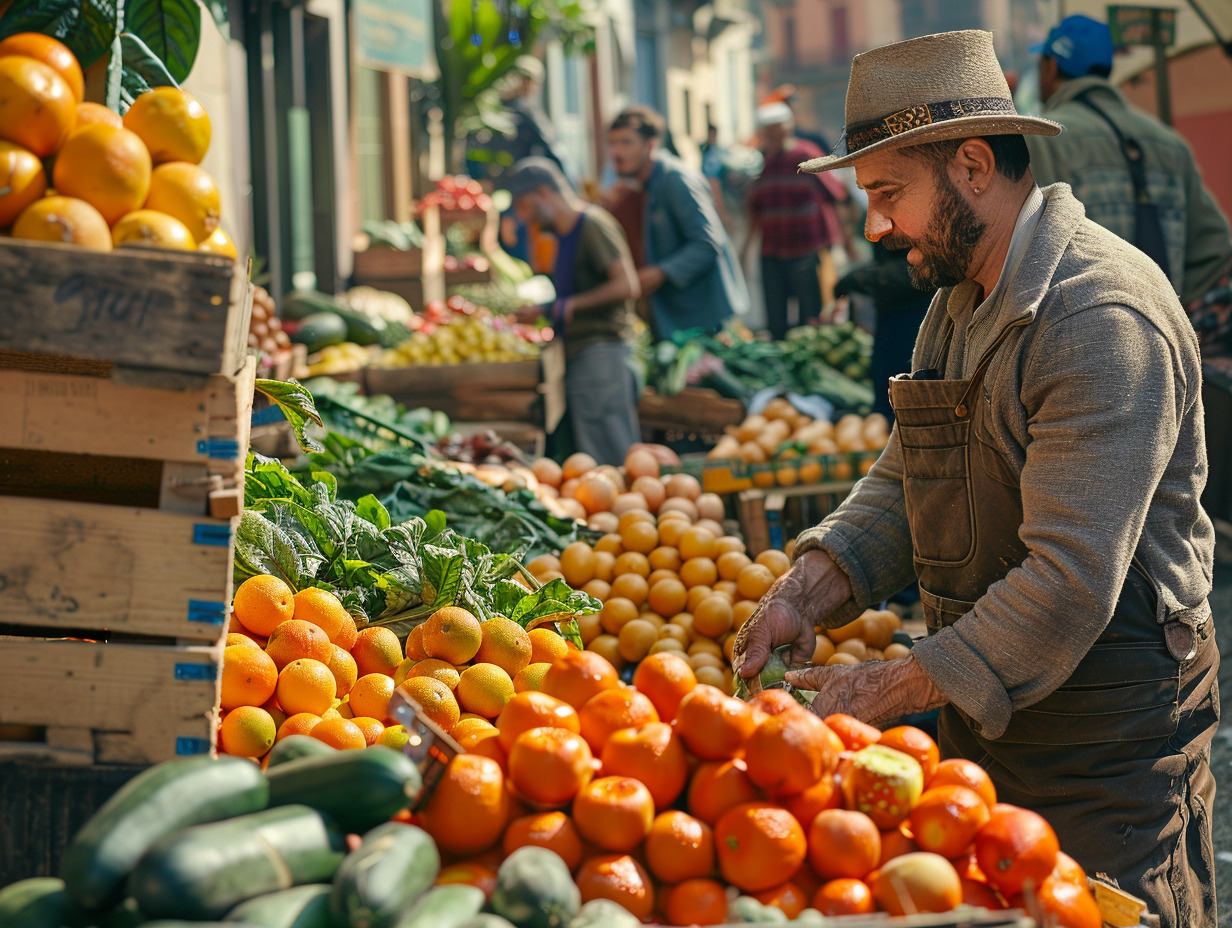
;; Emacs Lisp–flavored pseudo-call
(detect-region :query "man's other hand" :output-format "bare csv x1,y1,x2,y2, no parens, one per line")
786,655,947,728
637,265,666,295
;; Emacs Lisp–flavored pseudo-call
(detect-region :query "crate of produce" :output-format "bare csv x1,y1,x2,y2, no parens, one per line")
0,241,252,384
666,449,879,496
365,358,552,426
638,387,746,438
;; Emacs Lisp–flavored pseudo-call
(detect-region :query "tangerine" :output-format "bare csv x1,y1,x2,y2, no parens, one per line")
674,684,756,760
784,776,841,828
408,658,462,691
572,776,656,852
540,649,620,709
496,690,580,752
714,803,808,893
220,644,278,710
351,626,403,677
513,662,551,693
909,784,991,859
974,805,1059,897
754,882,808,919
349,716,385,746
600,721,688,810
276,712,322,741
665,878,727,926
575,855,654,920
232,575,296,636
823,713,882,751
807,808,882,880
455,727,507,770
418,754,511,855
502,811,584,871
578,687,659,753
528,628,569,664
349,672,397,721
506,726,595,806
688,758,760,825
310,717,366,750
879,725,940,784
929,758,997,810
265,619,332,669
645,810,715,884
291,587,352,642
275,658,337,716
813,878,876,916
398,676,461,731
744,710,840,797
632,651,697,722
1036,873,1101,928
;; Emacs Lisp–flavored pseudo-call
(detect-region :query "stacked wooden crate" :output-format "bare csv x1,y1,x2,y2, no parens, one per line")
0,239,253,768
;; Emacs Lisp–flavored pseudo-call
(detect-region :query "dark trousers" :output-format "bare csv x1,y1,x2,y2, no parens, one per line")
761,252,822,341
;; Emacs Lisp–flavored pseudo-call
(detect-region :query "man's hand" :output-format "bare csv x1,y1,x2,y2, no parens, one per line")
732,549,853,693
637,265,666,296
786,655,948,728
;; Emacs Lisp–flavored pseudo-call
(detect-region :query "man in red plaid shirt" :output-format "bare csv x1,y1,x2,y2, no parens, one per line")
744,102,856,338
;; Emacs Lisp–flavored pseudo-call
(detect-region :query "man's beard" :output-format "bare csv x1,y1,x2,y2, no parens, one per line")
884,174,985,290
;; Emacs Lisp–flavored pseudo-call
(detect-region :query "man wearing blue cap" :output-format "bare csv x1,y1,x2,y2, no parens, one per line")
1026,14,1232,307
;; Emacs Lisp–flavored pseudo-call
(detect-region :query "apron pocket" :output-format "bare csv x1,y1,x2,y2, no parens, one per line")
900,426,974,566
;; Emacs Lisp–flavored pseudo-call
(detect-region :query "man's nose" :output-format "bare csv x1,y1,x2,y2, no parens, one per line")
865,208,892,243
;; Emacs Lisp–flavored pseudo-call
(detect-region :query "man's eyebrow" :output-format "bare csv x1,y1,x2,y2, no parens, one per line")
860,179,901,191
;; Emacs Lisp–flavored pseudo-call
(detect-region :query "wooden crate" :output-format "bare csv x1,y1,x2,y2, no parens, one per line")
0,240,252,384
639,387,745,438
365,358,549,425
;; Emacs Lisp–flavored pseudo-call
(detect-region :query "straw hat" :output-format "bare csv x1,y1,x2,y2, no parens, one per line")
800,30,1061,173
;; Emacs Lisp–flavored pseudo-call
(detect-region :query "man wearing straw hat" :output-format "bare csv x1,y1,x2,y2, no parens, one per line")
734,31,1218,926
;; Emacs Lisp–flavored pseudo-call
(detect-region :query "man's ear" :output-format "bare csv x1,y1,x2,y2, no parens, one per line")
953,138,996,194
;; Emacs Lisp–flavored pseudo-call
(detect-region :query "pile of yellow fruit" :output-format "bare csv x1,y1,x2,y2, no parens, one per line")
810,607,910,666
708,401,890,465
0,33,236,256
375,316,538,368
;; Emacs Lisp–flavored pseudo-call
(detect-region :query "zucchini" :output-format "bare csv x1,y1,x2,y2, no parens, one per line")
282,291,345,322
265,745,420,833
291,312,349,353
224,884,335,928
265,735,335,770
488,847,579,928
392,885,484,928
128,804,346,921
0,877,71,928
63,756,270,913
330,822,439,928
567,899,640,928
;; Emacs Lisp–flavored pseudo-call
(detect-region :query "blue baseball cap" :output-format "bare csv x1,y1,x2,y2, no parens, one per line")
1029,14,1114,78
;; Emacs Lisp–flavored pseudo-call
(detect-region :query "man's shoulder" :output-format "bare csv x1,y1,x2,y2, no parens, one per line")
583,206,628,240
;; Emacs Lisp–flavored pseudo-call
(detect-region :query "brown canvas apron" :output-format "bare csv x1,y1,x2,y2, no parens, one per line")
888,317,1219,928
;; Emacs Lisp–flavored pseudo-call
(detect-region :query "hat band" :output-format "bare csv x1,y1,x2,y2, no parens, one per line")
841,96,1018,155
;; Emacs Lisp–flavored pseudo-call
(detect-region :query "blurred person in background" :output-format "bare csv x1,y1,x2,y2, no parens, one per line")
743,102,856,339
606,105,746,339
1026,14,1232,335
469,56,573,185
506,159,640,465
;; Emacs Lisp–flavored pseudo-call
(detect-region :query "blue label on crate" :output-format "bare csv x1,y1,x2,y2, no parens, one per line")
175,662,217,681
250,406,287,427
187,600,228,625
176,737,212,755
197,438,241,459
193,523,233,546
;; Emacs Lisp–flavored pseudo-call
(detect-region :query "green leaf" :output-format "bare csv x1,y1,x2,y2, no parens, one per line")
0,0,118,68
255,378,325,453
116,32,179,113
198,0,229,39
233,509,319,590
421,545,466,607
356,495,391,531
125,0,200,82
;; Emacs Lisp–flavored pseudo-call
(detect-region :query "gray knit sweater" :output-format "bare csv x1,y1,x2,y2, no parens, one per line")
795,183,1214,739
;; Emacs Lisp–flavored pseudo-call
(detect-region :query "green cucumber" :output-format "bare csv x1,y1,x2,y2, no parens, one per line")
567,899,640,928
265,735,336,770
330,822,439,928
291,313,348,353
128,804,346,921
488,847,579,928
282,291,345,322
392,885,484,928
224,884,335,928
0,877,72,928
265,745,420,833
63,756,270,913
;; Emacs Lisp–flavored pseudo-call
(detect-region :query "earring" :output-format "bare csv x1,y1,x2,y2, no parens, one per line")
973,186,981,194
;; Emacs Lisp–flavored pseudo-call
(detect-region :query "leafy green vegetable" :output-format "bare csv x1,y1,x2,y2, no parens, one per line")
255,378,325,453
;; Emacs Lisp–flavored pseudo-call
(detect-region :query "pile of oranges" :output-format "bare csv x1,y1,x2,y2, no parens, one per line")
408,646,1103,928
0,32,237,255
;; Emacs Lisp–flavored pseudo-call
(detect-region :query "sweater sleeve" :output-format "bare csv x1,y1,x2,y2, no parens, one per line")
655,171,728,288
910,304,1182,738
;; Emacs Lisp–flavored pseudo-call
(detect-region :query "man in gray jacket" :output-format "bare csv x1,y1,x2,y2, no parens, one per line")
1025,14,1232,306
734,30,1217,927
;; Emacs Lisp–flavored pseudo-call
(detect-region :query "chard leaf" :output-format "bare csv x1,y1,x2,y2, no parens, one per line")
356,494,391,531
233,509,318,590
255,378,325,453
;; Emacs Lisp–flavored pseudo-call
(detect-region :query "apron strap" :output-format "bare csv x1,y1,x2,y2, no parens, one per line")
953,319,1029,418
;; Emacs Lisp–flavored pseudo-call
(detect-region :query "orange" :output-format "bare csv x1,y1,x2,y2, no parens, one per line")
116,210,199,251
503,811,584,872
823,713,882,751
528,628,569,664
871,852,963,916
53,124,152,224
813,878,876,916
909,785,991,859
0,34,82,101
398,676,461,732
784,776,841,828
123,86,211,163
496,690,580,752
632,651,696,722
391,657,417,688
418,754,511,856
678,526,718,561
880,822,922,866
198,227,238,258
679,557,718,590
349,716,385,746
609,574,649,607
648,545,682,573
1050,851,1088,887
421,606,483,665
265,619,332,670
0,55,75,155
754,882,808,920
747,689,801,722
647,578,687,618
600,721,688,810
1035,874,1102,928
612,553,651,582
405,624,428,661
674,683,756,760
592,534,623,556
560,541,597,587
929,758,997,810
974,805,1059,897
754,549,791,577
226,632,259,649
220,644,278,710
219,705,276,757
11,195,111,250
744,710,840,798
665,878,727,927
456,663,516,718
577,687,658,753
717,551,753,582
540,649,620,709
715,803,808,893
475,617,532,676
513,662,551,693
145,161,220,243
687,758,760,825
807,808,882,880
878,725,940,784
506,726,595,806
276,712,323,741
409,658,462,691
0,140,45,226
310,717,366,750
619,519,658,554
451,716,496,740
736,563,775,600
291,587,352,643
600,597,639,635
572,776,655,852
275,658,337,716
351,626,403,677
455,726,507,770
575,855,654,920
232,575,296,636
334,615,358,651
692,595,734,639
435,861,499,897
72,101,122,133
645,810,715,884
350,672,397,721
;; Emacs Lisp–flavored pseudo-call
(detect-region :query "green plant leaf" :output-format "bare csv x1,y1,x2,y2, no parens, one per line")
0,0,118,68
198,0,229,39
116,32,180,113
125,0,200,82
255,378,325,453
233,509,318,590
